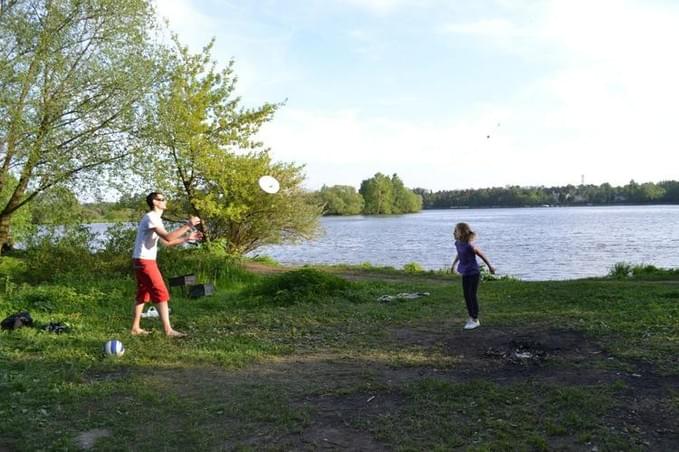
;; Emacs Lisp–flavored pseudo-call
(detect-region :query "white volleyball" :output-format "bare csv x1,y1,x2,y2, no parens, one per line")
103,339,125,357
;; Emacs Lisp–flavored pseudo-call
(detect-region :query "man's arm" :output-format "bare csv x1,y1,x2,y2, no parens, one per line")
154,216,202,247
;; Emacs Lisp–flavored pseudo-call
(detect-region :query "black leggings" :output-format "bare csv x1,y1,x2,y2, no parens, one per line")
462,273,480,319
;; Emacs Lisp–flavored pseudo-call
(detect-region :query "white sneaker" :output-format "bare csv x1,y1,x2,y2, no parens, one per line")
464,319,480,330
141,306,159,318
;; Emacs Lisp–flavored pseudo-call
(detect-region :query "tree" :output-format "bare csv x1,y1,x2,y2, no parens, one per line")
639,182,665,202
360,173,393,214
143,36,320,254
0,0,158,251
0,173,32,249
391,174,422,213
192,151,321,254
30,185,83,225
359,173,421,214
317,185,364,215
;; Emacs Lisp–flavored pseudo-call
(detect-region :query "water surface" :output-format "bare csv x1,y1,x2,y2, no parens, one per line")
254,206,679,280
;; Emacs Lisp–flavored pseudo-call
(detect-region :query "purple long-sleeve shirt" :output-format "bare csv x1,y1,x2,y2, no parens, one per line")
455,240,480,276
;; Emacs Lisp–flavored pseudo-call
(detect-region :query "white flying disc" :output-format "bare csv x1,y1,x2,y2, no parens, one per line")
258,175,280,194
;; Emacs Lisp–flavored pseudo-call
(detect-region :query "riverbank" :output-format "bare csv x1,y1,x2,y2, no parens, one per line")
1,255,677,450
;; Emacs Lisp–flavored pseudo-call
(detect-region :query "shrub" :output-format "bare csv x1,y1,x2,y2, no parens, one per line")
630,264,679,279
22,225,98,282
402,262,424,273
608,262,679,280
100,222,136,256
10,285,80,313
158,247,253,287
608,262,632,279
480,266,518,281
249,268,351,305
248,255,280,266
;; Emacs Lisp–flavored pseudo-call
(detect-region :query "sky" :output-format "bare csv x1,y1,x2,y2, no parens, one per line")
154,0,679,191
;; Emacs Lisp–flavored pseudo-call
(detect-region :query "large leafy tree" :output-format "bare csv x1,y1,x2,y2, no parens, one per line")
360,172,393,215
143,36,321,253
194,151,321,254
0,174,33,248
391,174,422,214
0,0,158,251
316,185,364,215
359,173,421,215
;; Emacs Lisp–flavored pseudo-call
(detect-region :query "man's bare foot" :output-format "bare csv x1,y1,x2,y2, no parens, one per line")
165,329,186,338
130,328,150,336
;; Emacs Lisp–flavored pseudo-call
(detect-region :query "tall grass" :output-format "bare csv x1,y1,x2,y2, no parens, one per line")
608,262,679,280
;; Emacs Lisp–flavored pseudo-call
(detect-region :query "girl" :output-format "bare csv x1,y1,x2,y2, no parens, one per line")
451,222,495,330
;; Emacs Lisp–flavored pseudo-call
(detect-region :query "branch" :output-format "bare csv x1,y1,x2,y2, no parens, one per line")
8,152,130,214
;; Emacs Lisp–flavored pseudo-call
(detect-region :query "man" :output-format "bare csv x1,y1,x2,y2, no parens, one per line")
131,192,202,337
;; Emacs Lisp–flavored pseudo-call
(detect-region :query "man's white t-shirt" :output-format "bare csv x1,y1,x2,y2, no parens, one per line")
132,211,164,260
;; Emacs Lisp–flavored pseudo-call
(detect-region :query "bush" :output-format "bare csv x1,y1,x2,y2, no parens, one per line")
22,225,98,282
158,247,253,288
608,262,679,280
248,255,280,266
402,262,423,273
608,262,632,279
249,268,351,305
480,266,517,282
100,222,136,256
9,285,81,313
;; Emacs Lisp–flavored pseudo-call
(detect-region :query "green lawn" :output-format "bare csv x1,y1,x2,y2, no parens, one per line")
1,257,678,451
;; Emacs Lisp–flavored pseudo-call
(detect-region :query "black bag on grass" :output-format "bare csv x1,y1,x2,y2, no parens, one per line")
1,311,34,330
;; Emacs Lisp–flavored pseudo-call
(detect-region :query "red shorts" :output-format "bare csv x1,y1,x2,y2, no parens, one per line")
133,259,170,304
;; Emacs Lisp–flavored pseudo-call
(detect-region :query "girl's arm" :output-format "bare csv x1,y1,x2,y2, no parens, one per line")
474,247,495,274
451,255,459,274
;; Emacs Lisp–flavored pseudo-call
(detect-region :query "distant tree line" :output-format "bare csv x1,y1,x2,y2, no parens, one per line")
314,173,423,215
414,180,679,209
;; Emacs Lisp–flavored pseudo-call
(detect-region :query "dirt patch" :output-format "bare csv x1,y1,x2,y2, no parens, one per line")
113,325,678,450
0,442,16,452
242,261,453,285
242,261,292,275
287,392,399,451
75,429,112,450
388,324,679,449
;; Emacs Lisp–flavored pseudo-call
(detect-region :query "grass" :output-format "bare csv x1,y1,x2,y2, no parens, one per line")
0,251,678,450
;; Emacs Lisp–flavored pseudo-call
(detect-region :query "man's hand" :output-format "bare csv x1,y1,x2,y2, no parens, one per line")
188,231,203,242
187,216,201,227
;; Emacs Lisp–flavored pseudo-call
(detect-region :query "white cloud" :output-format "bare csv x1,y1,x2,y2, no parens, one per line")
337,0,419,15
153,0,299,103
154,0,219,47
155,0,679,190
441,18,522,37
258,107,536,190
434,0,679,186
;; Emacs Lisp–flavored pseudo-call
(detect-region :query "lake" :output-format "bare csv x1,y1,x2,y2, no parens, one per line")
253,205,679,281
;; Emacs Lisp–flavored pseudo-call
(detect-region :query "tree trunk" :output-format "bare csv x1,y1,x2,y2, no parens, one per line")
0,214,12,255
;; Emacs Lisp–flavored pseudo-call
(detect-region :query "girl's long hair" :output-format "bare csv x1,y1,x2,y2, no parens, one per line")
454,222,476,242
